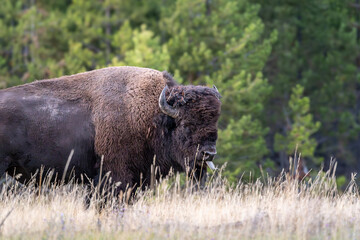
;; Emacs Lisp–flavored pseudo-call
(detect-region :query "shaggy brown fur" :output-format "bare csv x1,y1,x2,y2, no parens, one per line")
0,66,221,191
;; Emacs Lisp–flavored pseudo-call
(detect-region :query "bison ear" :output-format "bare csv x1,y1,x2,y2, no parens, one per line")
162,71,178,87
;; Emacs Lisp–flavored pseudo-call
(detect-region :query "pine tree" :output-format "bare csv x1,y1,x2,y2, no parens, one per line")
111,24,170,70
256,0,360,174
0,0,68,86
274,84,321,166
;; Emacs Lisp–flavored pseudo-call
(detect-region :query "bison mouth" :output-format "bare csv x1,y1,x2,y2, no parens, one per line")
186,155,217,187
191,152,217,171
201,151,217,171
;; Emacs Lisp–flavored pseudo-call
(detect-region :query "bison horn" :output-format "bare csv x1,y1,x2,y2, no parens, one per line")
159,86,179,118
213,85,222,99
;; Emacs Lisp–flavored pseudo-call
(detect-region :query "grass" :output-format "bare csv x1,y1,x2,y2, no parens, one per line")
0,160,359,240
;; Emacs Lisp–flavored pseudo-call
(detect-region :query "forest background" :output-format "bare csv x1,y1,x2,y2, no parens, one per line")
0,0,359,185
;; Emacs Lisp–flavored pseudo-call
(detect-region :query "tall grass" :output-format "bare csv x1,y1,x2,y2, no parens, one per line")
0,159,359,240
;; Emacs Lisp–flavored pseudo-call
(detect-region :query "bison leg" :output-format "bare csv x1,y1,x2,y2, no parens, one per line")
0,156,20,191
3,155,31,184
193,167,207,189
0,156,10,178
87,171,135,208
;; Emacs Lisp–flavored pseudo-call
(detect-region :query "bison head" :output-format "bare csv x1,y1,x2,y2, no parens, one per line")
158,84,221,182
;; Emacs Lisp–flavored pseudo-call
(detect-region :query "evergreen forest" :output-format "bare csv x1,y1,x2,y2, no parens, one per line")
1,0,359,184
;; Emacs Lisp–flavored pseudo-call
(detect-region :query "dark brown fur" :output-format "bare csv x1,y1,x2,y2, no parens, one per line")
0,67,221,191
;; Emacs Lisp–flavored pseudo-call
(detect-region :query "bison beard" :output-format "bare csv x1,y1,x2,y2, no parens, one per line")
0,67,221,194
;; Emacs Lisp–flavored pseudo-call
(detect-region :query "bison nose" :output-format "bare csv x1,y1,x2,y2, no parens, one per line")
202,151,217,161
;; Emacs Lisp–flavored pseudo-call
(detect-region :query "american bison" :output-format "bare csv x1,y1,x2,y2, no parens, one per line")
0,66,221,191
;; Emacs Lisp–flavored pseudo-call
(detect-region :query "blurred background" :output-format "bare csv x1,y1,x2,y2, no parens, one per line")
0,0,359,186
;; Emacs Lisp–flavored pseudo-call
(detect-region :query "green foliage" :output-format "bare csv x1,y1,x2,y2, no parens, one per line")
111,25,170,70
215,71,273,180
336,175,347,190
274,84,321,165
217,116,270,181
160,0,277,84
255,0,360,176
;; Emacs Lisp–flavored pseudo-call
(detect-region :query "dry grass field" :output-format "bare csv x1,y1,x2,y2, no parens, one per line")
0,160,359,240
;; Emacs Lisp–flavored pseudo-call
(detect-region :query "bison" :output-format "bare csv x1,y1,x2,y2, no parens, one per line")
0,66,221,191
